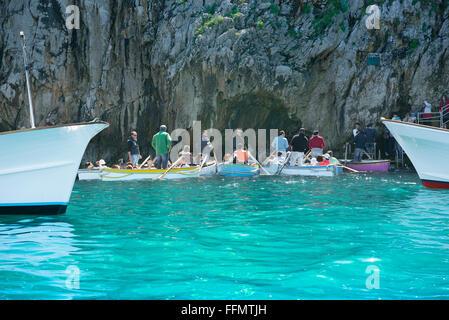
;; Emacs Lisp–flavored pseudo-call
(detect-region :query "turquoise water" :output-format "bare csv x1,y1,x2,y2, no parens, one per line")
1,173,449,299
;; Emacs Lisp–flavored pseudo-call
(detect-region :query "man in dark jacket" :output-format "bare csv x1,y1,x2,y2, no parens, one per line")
352,130,367,162
289,128,309,165
127,131,142,167
364,123,377,156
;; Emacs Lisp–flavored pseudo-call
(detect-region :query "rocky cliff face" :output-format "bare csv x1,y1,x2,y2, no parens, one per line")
1,0,448,161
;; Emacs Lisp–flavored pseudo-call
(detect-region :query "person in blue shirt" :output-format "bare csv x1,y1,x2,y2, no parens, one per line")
271,130,289,155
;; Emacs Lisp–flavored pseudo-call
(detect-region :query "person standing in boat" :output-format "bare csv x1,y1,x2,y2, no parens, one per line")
351,130,367,162
308,130,325,158
152,125,172,169
353,123,361,137
289,128,308,166
232,129,244,152
364,123,377,156
271,130,289,155
127,131,142,167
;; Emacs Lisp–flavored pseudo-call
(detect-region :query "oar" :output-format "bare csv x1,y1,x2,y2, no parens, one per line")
155,157,183,180
302,150,312,164
249,153,272,175
363,150,373,160
277,151,292,175
137,154,151,169
338,165,366,173
262,150,277,166
199,154,209,172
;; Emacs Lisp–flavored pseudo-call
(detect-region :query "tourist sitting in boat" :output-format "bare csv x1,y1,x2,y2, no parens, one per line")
95,159,108,169
126,162,133,169
232,144,249,164
86,161,94,169
142,158,153,169
115,158,127,169
223,153,232,163
277,151,286,163
309,130,325,158
315,155,329,166
325,151,340,165
176,150,191,168
309,157,318,166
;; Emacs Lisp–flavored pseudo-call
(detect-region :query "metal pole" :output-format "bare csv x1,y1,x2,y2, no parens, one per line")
19,31,35,128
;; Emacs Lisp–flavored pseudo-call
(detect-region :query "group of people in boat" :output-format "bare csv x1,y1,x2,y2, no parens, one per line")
265,128,340,167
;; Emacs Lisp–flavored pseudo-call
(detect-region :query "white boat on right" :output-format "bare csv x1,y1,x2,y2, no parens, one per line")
382,118,449,189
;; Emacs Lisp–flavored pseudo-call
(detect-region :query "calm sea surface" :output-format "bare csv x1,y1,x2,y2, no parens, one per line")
1,173,449,299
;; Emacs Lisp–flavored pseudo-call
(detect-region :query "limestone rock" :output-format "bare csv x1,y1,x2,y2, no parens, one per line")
0,0,448,162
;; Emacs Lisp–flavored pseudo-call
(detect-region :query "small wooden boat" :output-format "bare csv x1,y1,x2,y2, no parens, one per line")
77,168,101,180
100,166,201,181
217,163,260,177
263,164,342,177
341,160,390,172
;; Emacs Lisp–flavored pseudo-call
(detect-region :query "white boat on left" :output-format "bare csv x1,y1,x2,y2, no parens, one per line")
0,122,109,214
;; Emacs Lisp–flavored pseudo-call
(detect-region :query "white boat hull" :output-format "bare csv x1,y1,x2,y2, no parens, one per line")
200,163,217,176
77,169,101,180
0,122,109,214
100,166,201,181
382,119,449,188
264,164,342,177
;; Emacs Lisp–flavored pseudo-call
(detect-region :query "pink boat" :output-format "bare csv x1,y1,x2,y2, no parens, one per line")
342,160,391,172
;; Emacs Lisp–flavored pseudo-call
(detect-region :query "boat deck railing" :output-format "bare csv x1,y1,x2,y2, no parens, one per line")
417,103,449,128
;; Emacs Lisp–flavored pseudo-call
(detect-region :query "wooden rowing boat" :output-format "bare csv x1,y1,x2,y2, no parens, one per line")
217,163,260,177
100,166,201,181
263,164,342,177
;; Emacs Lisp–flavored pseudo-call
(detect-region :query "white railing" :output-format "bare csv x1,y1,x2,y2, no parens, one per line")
417,103,449,128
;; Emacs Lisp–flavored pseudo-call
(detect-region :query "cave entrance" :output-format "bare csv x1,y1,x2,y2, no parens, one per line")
214,92,300,138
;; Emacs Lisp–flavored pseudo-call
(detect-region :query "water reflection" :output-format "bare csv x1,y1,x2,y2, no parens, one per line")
0,216,79,299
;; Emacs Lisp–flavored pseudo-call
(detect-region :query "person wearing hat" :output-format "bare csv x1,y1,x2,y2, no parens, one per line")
326,151,340,165
317,155,330,166
95,159,108,169
308,130,325,158
289,128,308,166
151,125,172,169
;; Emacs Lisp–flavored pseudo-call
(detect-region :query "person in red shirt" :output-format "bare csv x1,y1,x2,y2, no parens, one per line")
309,130,325,158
